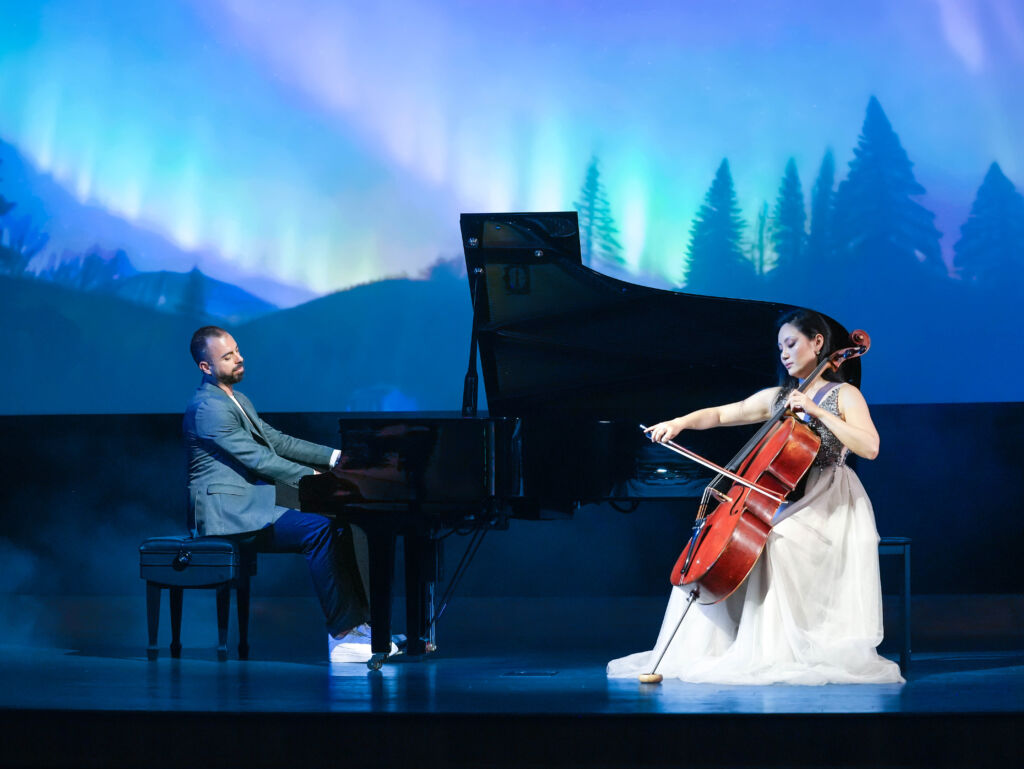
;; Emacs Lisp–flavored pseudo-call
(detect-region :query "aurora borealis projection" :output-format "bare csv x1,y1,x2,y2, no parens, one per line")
3,0,1022,291
1,0,1023,411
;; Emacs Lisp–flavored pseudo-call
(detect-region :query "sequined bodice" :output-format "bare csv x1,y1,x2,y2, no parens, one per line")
774,385,849,468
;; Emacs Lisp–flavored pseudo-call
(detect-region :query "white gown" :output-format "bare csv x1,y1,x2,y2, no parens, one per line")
607,387,904,685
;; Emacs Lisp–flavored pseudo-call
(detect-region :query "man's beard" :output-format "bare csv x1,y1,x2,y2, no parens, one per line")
217,367,244,385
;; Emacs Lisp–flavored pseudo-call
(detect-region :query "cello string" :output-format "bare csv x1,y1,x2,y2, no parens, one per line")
694,341,868,519
653,439,785,503
642,342,853,520
720,355,836,474
696,489,710,521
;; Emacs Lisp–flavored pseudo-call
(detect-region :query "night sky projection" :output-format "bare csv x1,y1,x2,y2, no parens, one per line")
1,0,1023,412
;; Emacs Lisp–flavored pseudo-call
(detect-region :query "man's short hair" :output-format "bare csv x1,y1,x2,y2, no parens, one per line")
190,326,228,365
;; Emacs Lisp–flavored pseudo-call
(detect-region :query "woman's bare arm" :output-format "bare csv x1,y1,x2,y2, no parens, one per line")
645,387,781,443
786,384,880,459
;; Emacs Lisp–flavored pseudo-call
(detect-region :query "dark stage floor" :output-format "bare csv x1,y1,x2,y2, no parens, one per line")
2,643,1024,715
1,595,1022,768
2,647,1023,768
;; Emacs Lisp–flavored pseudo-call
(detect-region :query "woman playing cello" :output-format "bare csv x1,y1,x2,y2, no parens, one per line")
607,309,903,684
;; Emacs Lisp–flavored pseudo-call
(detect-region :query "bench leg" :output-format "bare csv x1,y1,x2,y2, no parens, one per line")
169,587,183,658
216,583,230,661
236,571,250,661
146,582,161,660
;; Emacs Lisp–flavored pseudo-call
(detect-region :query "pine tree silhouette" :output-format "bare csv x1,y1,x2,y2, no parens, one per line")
178,265,207,317
750,201,770,277
832,97,943,284
807,149,835,268
0,157,18,274
684,159,752,295
770,158,807,293
2,212,49,275
574,156,626,270
953,162,1024,288
0,158,14,218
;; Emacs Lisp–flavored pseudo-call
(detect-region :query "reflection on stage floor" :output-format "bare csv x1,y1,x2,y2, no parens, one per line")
1,594,1021,768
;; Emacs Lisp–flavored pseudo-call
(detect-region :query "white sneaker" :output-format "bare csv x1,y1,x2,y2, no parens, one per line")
328,624,400,663
329,624,373,663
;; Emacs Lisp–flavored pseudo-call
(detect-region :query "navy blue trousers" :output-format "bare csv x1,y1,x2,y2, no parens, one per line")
253,510,369,636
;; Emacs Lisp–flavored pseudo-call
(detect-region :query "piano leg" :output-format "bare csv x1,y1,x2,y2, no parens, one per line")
403,534,437,656
365,527,396,670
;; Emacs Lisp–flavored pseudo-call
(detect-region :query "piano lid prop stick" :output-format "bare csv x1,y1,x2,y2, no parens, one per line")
638,586,700,684
639,425,784,504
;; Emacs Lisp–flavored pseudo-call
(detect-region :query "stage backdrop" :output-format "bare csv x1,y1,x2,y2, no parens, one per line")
1,0,1023,413
0,5,1023,647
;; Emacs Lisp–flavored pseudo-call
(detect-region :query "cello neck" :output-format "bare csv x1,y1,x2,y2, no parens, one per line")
720,331,869,475
722,357,833,473
796,357,834,394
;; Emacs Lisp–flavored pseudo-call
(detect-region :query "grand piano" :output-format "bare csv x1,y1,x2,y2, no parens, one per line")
300,211,858,668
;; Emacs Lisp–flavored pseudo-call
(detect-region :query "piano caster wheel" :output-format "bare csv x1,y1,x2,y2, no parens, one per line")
367,653,388,671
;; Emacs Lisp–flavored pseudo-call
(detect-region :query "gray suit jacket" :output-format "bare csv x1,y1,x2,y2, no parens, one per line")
183,381,333,536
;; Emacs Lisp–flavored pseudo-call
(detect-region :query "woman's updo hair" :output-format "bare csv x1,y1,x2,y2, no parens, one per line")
776,309,847,387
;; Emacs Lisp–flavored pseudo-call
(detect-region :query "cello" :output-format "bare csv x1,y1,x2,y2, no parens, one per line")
637,329,871,684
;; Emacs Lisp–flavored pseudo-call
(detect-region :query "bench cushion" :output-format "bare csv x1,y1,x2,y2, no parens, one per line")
140,535,242,587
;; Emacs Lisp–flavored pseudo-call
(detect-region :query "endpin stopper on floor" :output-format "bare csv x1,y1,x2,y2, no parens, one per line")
636,586,700,685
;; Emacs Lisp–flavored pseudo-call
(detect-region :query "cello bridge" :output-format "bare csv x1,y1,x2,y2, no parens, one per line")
709,487,732,505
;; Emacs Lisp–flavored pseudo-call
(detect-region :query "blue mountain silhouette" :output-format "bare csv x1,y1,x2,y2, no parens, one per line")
0,268,473,415
107,269,277,324
0,140,315,308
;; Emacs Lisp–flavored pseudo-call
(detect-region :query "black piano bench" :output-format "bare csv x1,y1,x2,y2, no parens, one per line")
878,536,912,672
139,535,257,661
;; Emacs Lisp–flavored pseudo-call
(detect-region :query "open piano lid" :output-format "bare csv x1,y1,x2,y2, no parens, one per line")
460,211,859,421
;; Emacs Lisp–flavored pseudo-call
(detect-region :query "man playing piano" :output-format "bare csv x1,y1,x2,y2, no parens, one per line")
184,325,382,663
